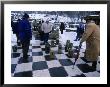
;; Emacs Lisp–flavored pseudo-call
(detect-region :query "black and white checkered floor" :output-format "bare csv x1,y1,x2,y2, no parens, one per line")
11,30,100,77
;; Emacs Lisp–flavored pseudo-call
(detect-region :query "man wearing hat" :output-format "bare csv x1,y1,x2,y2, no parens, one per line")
79,15,100,70
41,19,53,44
18,13,32,61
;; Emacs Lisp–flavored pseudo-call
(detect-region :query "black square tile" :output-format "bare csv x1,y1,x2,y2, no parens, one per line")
72,74,86,77
32,46,41,49
18,57,32,64
45,55,57,61
77,64,96,73
32,52,43,56
59,59,73,66
49,67,68,77
11,64,17,73
32,61,48,70
14,71,32,77
66,54,77,58
11,53,20,58
80,57,91,63
42,48,45,51
17,46,22,49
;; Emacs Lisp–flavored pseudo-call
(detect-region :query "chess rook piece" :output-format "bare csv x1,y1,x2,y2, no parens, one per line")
68,49,74,58
50,50,55,59
45,43,50,54
58,43,62,54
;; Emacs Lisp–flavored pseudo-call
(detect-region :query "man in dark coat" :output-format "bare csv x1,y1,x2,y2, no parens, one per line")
60,22,65,34
11,19,21,45
18,13,32,60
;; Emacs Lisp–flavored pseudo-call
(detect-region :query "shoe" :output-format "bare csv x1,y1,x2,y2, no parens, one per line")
74,39,77,41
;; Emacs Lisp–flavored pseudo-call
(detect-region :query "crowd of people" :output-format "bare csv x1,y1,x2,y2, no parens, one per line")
11,13,100,70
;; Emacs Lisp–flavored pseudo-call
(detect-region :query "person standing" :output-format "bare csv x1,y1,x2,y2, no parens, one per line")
60,22,65,34
79,19,100,70
41,19,52,44
75,21,84,41
18,13,32,61
32,19,37,31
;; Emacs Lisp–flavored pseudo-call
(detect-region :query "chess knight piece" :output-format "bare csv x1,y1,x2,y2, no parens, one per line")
65,40,70,52
58,43,62,54
50,50,55,59
51,40,56,47
45,43,50,54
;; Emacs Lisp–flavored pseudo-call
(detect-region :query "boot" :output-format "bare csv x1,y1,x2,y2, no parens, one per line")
92,61,97,71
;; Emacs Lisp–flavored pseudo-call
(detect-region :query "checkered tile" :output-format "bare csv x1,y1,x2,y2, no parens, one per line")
11,31,100,77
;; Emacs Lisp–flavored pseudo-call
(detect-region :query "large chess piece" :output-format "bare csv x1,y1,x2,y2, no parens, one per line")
67,43,74,58
50,50,55,59
51,40,56,47
45,43,50,54
65,40,70,52
58,43,62,54
56,39,59,45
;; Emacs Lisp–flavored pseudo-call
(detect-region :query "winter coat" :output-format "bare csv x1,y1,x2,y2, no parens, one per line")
60,22,65,31
18,19,32,42
77,23,84,34
80,22,100,61
11,21,19,34
41,22,52,33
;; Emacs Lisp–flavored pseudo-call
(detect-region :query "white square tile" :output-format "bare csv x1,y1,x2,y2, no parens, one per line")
41,45,45,48
64,65,83,76
33,56,45,62
32,48,42,52
47,60,62,68
15,62,32,73
33,69,50,77
79,52,84,57
29,46,32,49
84,71,100,77
11,57,19,64
55,54,68,59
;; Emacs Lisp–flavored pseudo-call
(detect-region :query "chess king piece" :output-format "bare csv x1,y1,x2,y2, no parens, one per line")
50,50,55,59
51,40,56,47
65,40,70,52
58,43,62,54
45,43,50,54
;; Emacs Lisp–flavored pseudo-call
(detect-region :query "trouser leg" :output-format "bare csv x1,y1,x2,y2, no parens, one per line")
92,61,97,70
22,40,30,59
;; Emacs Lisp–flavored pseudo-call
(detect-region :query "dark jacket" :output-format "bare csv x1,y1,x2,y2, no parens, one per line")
18,18,32,42
11,21,18,34
77,23,84,34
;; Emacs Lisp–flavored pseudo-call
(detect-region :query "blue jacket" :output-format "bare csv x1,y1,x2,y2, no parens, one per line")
18,19,32,42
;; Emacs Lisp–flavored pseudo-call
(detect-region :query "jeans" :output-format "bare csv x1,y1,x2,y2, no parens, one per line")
44,33,49,43
21,40,30,59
